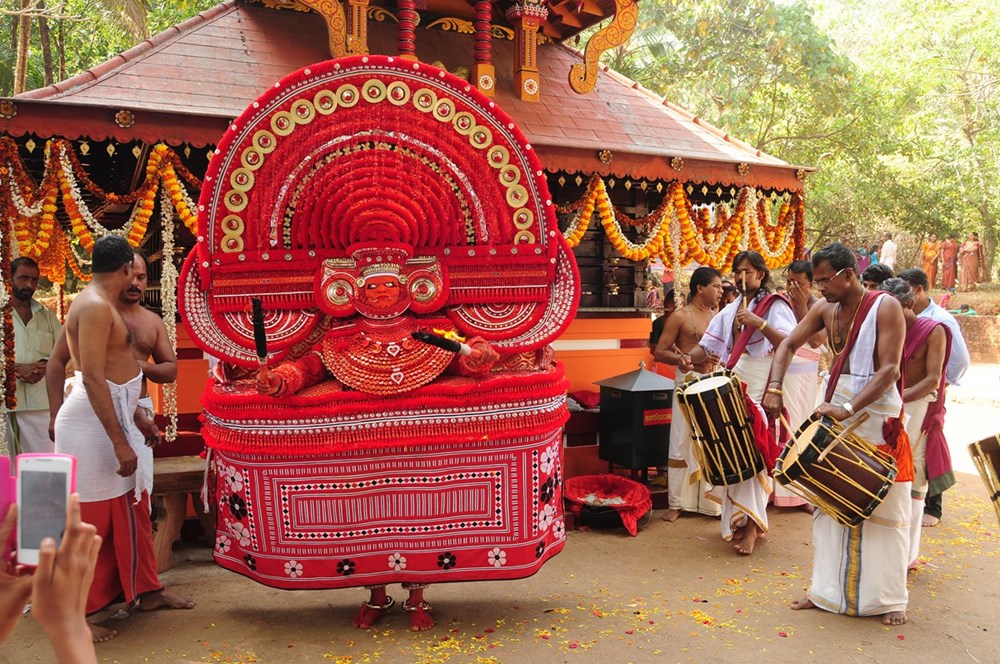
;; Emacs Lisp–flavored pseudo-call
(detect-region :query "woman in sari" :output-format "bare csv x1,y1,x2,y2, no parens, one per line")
958,232,982,292
940,234,959,290
920,233,941,287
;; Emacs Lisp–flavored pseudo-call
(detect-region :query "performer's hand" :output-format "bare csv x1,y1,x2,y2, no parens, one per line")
815,402,851,422
678,353,695,373
31,494,101,660
256,371,283,396
113,443,138,478
705,351,721,369
462,341,499,373
762,390,783,418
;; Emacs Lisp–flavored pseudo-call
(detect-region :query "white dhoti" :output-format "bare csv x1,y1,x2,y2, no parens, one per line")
5,410,55,457
708,354,772,539
904,393,934,567
54,372,152,503
668,370,721,517
808,374,911,617
774,351,819,508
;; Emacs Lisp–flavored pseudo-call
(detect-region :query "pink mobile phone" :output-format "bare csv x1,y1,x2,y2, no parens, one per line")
15,453,77,566
0,457,13,559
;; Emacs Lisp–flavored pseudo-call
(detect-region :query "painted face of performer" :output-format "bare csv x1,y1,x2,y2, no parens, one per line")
120,254,148,305
362,275,402,310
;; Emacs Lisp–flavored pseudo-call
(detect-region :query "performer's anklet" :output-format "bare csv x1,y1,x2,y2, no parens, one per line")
363,596,395,612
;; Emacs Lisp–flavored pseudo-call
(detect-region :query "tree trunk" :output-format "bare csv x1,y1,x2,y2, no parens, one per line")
13,0,32,95
37,0,53,85
56,0,66,80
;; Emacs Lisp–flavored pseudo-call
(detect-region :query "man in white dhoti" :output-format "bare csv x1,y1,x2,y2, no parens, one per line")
765,243,912,626
654,267,724,520
881,278,951,569
6,257,61,457
53,236,193,643
685,251,796,554
898,267,968,528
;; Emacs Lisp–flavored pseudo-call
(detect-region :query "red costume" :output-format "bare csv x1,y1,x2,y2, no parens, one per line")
179,57,579,598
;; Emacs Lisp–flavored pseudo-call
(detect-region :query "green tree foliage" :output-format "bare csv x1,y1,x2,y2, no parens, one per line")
2,0,220,96
605,0,999,275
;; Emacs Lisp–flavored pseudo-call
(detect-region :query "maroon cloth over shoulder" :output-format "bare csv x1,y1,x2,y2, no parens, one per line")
903,317,955,495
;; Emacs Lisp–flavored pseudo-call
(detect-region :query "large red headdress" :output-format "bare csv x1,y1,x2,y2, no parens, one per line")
180,56,579,365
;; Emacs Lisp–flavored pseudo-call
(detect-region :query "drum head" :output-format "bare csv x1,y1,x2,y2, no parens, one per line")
682,373,734,396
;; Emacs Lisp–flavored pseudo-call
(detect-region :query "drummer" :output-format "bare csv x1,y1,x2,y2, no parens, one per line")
683,251,797,555
653,267,724,521
763,242,912,626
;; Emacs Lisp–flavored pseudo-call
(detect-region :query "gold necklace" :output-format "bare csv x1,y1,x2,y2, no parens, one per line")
827,296,863,356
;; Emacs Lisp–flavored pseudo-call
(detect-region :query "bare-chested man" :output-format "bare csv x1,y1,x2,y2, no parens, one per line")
50,236,193,643
48,252,177,444
653,267,723,521
880,278,951,569
764,242,911,626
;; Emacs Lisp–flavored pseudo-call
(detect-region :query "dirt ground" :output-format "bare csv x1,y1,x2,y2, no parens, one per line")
2,369,998,664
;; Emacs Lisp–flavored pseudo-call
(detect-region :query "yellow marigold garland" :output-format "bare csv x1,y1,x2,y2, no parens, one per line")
560,174,802,271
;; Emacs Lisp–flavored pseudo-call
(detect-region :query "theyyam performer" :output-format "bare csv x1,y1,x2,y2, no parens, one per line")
683,251,795,554
764,243,913,626
179,56,579,632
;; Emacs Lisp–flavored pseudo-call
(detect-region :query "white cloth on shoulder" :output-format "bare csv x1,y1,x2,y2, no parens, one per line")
54,371,151,504
700,295,797,364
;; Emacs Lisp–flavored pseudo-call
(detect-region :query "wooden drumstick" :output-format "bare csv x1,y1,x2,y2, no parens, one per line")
741,273,747,309
817,411,870,463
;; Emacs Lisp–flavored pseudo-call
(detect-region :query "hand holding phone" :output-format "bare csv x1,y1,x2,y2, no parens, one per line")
0,505,33,643
16,454,76,567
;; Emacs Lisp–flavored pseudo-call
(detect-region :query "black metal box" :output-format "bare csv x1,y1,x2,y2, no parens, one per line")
595,366,674,470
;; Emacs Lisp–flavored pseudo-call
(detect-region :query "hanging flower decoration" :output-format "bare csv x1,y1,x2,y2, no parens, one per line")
559,174,804,271
0,136,203,439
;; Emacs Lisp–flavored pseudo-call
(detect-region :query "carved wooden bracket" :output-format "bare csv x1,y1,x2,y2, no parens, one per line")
297,0,349,58
568,0,638,94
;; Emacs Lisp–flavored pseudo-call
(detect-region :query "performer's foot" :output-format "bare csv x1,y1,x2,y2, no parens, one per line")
660,509,681,523
352,596,394,629
881,610,908,626
90,622,118,643
734,522,762,555
790,597,815,611
798,503,815,514
403,599,435,631
922,514,940,527
138,589,195,611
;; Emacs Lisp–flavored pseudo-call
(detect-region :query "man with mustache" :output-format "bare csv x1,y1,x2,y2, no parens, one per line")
6,256,62,456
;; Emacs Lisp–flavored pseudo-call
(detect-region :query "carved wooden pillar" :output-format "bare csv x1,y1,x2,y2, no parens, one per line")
506,1,547,102
346,0,370,55
397,0,418,61
471,0,495,96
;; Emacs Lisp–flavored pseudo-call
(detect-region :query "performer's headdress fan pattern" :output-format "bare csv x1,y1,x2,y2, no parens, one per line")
180,56,580,365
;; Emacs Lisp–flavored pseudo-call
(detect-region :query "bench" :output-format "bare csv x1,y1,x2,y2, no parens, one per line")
152,455,215,572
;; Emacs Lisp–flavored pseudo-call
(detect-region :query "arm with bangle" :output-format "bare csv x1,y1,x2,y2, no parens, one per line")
762,302,826,417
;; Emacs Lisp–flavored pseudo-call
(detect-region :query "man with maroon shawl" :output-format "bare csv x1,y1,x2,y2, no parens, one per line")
765,243,912,626
880,278,952,569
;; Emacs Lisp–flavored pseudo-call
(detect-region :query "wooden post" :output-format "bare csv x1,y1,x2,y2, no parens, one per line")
397,0,418,61
471,0,495,96
506,1,547,102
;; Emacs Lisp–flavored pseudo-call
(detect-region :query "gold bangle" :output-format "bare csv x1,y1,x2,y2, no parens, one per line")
766,388,783,396
757,319,768,331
